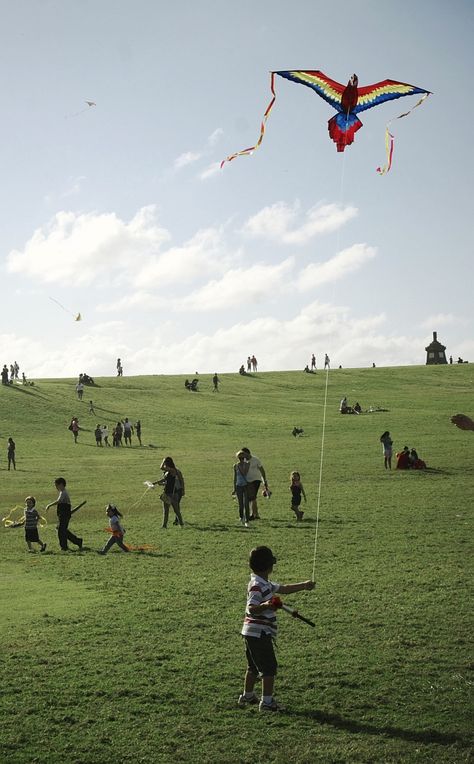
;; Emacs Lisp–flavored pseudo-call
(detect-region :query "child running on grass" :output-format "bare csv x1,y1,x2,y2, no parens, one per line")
290,471,306,521
238,546,314,712
98,504,129,555
15,496,47,552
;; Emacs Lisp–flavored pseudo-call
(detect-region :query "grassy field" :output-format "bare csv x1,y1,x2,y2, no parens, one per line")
0,365,473,763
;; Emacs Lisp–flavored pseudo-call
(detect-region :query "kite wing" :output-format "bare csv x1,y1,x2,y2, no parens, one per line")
354,80,431,114
274,70,345,111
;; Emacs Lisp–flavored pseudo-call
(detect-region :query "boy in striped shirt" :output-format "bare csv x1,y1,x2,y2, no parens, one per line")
239,546,314,711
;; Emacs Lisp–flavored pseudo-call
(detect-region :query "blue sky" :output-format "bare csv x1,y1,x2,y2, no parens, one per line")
1,0,472,377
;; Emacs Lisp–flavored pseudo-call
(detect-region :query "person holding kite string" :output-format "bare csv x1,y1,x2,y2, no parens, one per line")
45,477,83,551
238,546,314,712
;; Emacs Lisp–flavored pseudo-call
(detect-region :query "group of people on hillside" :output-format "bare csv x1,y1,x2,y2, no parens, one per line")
304,353,330,373
69,417,142,446
339,397,362,414
380,431,426,470
2,362,20,385
246,356,258,372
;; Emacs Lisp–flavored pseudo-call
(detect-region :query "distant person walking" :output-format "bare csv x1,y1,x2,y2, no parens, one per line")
212,373,220,392
88,400,95,415
290,471,306,521
114,421,123,446
116,358,123,377
101,424,111,447
135,420,142,446
123,418,133,446
69,417,80,443
324,354,330,370
380,431,393,470
153,456,185,528
95,424,103,447
45,477,83,551
247,357,252,373
251,355,258,372
311,354,316,371
240,447,269,521
76,381,84,400
233,450,250,526
7,437,16,470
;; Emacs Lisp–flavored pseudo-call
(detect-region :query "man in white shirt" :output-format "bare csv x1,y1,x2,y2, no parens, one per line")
241,447,268,521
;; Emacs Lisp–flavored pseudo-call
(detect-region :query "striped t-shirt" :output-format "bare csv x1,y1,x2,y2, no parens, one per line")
24,508,39,529
241,574,280,638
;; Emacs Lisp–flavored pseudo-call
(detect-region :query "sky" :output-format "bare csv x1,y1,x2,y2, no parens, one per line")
0,0,473,378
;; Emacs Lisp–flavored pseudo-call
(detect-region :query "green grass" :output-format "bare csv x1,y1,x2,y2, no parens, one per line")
1,365,473,763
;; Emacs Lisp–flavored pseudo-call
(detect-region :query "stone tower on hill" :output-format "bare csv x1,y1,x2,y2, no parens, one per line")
425,331,447,365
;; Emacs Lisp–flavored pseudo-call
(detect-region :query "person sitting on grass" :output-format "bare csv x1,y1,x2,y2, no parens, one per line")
98,505,129,555
396,446,411,470
238,546,314,712
292,427,304,437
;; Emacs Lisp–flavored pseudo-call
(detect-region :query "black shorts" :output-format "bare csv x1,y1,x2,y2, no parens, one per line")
25,528,40,543
244,635,277,677
247,481,261,501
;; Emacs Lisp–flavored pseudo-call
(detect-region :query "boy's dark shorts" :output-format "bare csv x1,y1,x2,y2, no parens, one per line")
25,528,40,543
246,481,261,501
244,634,277,677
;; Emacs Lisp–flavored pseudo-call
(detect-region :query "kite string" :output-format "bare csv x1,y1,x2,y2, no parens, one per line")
128,485,152,511
311,144,348,582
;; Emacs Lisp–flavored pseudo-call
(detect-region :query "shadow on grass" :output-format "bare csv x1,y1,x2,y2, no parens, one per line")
186,522,231,533
4,384,48,399
289,708,469,748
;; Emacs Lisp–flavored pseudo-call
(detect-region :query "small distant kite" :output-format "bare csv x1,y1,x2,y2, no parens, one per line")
49,297,82,321
221,70,431,173
65,100,96,119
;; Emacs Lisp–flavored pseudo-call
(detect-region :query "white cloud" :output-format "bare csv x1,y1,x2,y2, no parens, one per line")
179,258,295,311
199,161,222,180
132,227,230,289
171,128,223,175
0,298,429,379
297,243,377,290
421,313,460,329
173,151,202,169
6,205,171,286
243,202,358,245
207,128,223,146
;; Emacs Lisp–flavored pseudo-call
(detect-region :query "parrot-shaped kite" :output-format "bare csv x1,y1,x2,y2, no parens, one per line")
221,70,431,173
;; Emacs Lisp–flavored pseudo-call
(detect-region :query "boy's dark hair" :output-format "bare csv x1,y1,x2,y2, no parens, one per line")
55,477,66,487
249,546,277,573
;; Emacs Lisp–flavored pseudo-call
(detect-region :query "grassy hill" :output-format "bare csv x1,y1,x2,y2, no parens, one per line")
1,365,473,763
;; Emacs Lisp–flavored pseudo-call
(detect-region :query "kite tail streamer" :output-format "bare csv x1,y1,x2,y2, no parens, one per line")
220,72,277,168
377,92,431,175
